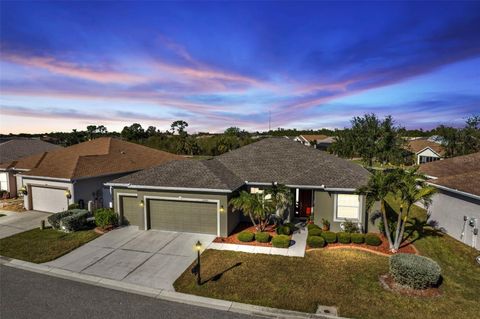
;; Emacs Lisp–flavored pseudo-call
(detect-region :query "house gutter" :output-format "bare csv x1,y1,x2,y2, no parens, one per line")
427,182,480,201
18,175,72,182
244,181,357,192
104,182,232,194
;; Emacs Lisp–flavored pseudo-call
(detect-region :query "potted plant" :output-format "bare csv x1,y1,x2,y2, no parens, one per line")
322,218,330,231
94,208,118,234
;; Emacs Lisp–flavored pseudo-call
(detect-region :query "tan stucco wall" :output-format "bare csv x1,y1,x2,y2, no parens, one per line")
113,187,235,237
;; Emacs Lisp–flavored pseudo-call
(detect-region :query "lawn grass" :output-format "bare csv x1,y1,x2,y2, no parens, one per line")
0,228,100,263
174,196,480,318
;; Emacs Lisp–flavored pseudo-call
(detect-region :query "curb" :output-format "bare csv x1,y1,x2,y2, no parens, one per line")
0,256,346,319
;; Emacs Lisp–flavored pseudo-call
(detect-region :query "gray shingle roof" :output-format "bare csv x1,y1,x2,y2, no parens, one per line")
112,138,370,191
0,139,61,165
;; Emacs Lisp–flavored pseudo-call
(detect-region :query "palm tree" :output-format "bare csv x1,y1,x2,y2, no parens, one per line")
229,191,274,231
265,183,294,221
393,168,436,250
357,170,398,250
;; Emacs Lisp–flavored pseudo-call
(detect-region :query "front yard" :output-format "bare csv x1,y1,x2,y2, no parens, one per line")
0,228,99,263
175,197,480,319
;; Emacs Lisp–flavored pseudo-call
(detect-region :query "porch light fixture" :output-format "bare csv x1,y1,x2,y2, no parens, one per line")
65,190,71,199
139,199,144,208
220,205,225,213
19,186,28,196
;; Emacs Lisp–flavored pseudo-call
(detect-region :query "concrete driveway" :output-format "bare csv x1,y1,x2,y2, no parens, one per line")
0,210,51,239
45,226,216,291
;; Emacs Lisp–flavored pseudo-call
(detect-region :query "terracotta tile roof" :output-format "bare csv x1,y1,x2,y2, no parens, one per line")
419,152,480,196
0,139,61,165
22,137,183,180
300,134,329,143
407,139,445,156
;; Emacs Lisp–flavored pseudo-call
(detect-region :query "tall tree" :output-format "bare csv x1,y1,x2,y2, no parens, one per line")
170,120,189,135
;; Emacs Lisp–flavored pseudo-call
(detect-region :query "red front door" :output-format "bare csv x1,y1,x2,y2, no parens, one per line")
298,189,312,217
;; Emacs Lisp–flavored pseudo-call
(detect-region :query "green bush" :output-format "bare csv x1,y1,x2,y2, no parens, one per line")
272,235,290,248
351,233,365,244
237,231,254,242
255,232,271,243
48,209,85,230
94,208,118,229
321,231,337,243
389,254,441,289
60,210,91,232
342,220,359,233
307,236,325,248
307,223,321,231
284,222,298,232
68,203,80,210
276,225,292,236
337,232,351,244
365,233,382,246
308,228,322,237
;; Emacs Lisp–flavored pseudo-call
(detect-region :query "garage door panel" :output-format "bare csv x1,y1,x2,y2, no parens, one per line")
31,186,68,213
149,199,217,235
121,196,142,227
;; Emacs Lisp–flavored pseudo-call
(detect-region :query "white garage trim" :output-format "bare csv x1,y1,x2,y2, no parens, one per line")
116,192,138,225
143,195,221,236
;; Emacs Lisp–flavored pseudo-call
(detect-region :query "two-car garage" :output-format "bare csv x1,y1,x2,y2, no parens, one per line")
118,193,220,236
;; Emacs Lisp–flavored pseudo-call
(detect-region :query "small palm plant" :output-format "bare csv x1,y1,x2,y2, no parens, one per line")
229,191,273,231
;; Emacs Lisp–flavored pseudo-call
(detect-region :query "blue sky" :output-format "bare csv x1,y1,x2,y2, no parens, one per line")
1,1,479,133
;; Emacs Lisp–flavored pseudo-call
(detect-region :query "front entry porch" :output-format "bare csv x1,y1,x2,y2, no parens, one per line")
294,189,313,220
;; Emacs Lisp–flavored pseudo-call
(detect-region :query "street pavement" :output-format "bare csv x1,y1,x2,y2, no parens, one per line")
0,265,260,319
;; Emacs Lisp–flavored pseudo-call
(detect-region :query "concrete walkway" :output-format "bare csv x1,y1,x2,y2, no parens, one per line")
0,210,51,239
208,224,307,257
45,226,216,291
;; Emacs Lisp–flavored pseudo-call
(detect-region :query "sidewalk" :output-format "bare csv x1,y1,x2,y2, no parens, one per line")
0,255,341,319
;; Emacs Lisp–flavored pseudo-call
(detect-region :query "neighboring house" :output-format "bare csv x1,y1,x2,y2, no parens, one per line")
293,134,328,146
0,139,61,197
107,138,371,237
18,137,182,213
419,152,479,250
406,139,445,164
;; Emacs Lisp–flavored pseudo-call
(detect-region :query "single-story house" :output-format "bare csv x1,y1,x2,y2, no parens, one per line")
0,139,61,197
293,134,329,147
419,152,479,250
18,137,183,213
406,139,445,165
107,138,371,237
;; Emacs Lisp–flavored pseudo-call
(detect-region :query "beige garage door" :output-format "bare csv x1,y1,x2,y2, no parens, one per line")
148,199,218,235
121,195,143,227
31,186,68,213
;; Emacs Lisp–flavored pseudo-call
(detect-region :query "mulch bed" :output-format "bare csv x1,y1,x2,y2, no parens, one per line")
0,198,26,212
213,222,289,247
307,235,418,256
379,274,442,297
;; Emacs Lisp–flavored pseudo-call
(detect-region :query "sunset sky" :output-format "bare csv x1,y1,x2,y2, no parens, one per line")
1,1,479,134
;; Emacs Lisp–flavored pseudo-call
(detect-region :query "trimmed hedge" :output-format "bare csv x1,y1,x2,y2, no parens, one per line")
390,253,441,289
255,232,271,243
48,209,86,230
308,228,322,237
238,231,254,242
365,233,382,246
94,208,118,229
337,232,351,244
59,210,91,232
307,235,325,248
272,235,290,248
321,231,337,243
307,223,321,231
276,225,292,236
351,233,365,244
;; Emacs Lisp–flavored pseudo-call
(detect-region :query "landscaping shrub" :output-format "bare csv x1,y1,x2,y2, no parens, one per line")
351,233,365,244
308,228,322,237
276,225,292,236
94,208,118,229
321,231,337,243
68,203,80,210
272,235,290,248
365,233,382,246
307,235,325,248
337,232,351,244
48,209,85,230
307,223,321,231
284,222,298,232
389,253,441,289
342,220,359,233
237,231,254,242
255,232,270,243
59,210,91,232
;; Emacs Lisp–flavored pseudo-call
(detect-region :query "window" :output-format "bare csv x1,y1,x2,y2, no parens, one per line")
250,187,263,194
335,194,361,221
